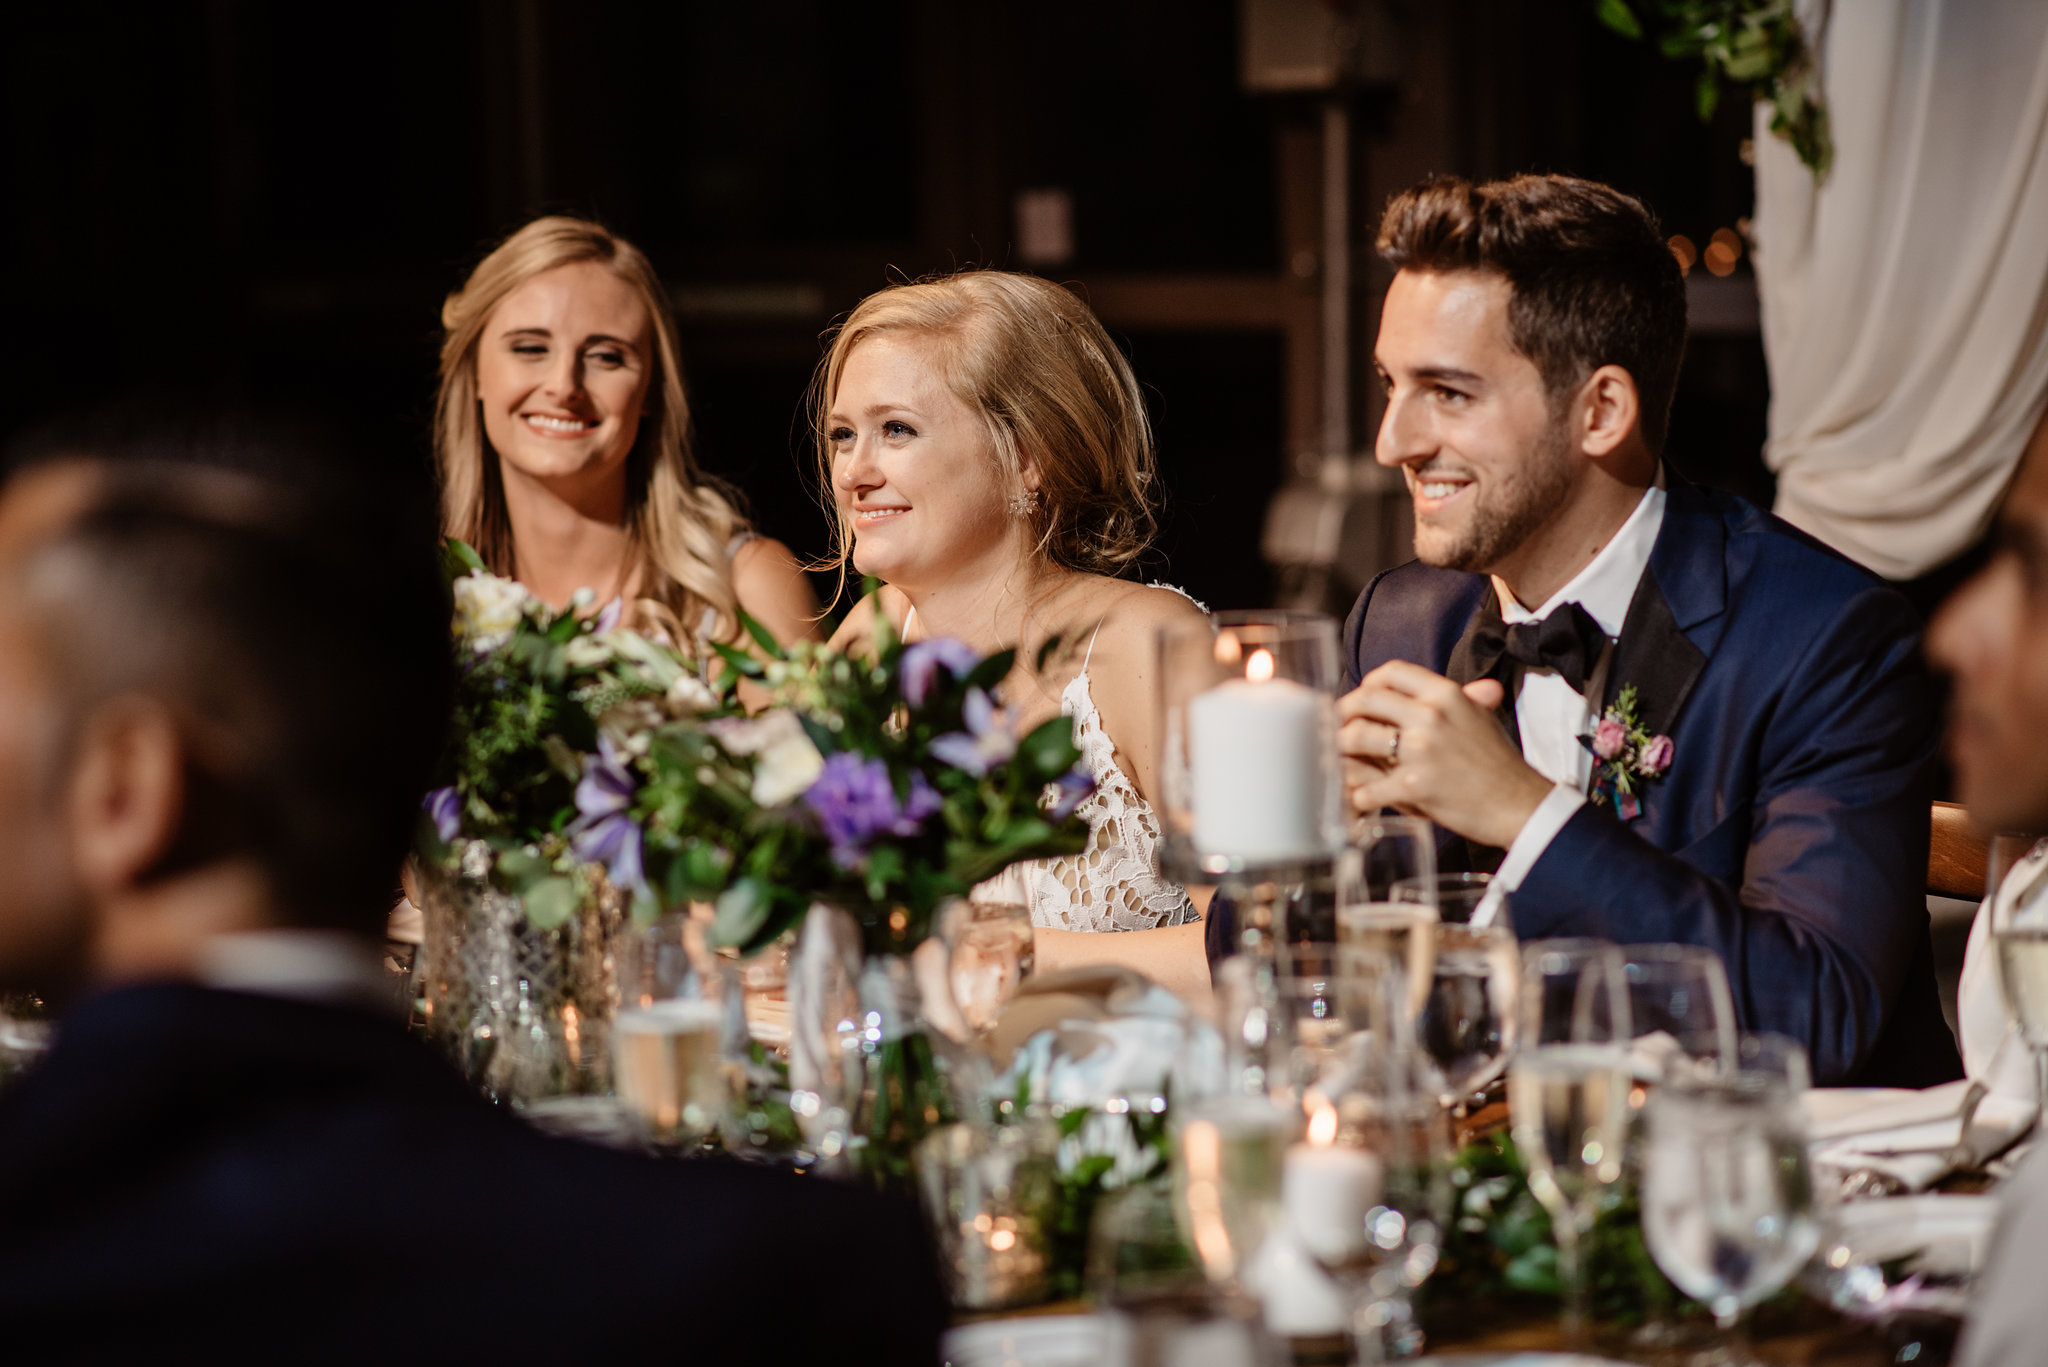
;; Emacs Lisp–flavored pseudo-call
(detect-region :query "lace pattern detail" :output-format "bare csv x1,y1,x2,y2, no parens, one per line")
977,671,1198,933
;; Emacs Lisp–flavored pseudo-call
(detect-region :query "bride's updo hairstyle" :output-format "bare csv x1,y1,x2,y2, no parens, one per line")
435,216,746,643
811,270,1159,582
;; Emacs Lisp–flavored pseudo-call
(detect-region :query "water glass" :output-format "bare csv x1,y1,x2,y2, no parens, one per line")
916,1119,1060,1311
1508,938,1633,1342
1641,1033,1820,1360
1172,1093,1296,1301
611,914,746,1151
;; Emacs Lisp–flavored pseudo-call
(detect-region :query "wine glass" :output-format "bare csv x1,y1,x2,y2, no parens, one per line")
1641,1034,1820,1363
1172,1092,1296,1316
1393,872,1496,927
1508,938,1633,1342
1413,917,1519,1113
1621,944,1739,1072
1337,816,1438,1022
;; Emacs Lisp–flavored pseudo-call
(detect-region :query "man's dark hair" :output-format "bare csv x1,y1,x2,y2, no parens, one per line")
11,416,452,936
1377,174,1689,455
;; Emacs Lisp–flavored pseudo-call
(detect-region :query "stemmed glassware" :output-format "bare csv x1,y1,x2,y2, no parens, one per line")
1621,943,1740,1078
1640,1034,1821,1363
1336,816,1438,1022
611,912,747,1152
1399,874,1518,1113
1508,939,1633,1342
1274,945,1451,1361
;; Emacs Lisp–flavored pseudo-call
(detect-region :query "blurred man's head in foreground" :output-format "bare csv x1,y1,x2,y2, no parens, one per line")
0,425,449,997
1931,431,2048,833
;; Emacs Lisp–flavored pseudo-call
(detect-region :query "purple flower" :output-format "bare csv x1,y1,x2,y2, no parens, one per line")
1591,717,1628,761
423,786,461,843
1045,767,1095,821
929,687,1018,776
1639,733,1675,776
802,753,942,866
899,637,981,708
567,737,647,892
594,596,624,634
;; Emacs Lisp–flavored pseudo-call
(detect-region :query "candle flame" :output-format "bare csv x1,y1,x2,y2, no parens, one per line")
1214,630,1243,666
1307,1103,1338,1147
1247,648,1275,684
989,1229,1017,1252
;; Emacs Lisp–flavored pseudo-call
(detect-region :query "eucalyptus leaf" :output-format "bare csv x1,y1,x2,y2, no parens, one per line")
711,640,766,678
711,878,773,949
522,875,578,930
1594,0,1642,39
493,847,552,891
737,608,787,661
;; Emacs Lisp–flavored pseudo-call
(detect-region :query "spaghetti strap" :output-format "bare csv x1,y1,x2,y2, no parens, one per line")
1080,619,1105,671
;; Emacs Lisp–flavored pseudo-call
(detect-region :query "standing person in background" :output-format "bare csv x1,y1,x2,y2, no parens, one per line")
437,216,819,651
0,435,943,1363
816,270,1211,1004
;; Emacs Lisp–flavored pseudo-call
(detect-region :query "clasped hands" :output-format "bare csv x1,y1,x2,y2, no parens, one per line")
1337,660,1555,850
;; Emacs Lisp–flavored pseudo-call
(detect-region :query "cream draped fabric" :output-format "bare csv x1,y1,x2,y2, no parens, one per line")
1753,0,2048,580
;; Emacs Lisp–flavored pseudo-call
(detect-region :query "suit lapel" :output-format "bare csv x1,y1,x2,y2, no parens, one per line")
1600,482,1727,744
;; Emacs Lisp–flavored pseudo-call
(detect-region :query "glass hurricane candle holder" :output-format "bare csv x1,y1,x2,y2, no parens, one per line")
1157,611,1346,885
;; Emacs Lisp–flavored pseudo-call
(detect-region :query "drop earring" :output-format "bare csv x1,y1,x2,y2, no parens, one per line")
1009,488,1040,517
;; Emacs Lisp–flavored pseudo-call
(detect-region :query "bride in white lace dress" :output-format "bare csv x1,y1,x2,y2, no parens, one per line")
816,270,1212,1000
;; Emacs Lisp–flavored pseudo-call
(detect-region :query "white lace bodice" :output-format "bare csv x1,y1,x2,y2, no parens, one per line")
978,667,1199,934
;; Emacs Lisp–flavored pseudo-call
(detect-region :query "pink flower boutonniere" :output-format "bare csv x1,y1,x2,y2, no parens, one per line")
1580,684,1672,821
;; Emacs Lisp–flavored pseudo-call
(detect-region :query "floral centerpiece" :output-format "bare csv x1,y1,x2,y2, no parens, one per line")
422,552,1096,1178
415,546,738,1103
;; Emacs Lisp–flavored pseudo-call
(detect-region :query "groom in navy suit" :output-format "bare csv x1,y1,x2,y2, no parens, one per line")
1337,174,1956,1088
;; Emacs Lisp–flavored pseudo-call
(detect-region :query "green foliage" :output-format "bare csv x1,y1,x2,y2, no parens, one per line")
1596,0,1831,176
1422,1131,1692,1331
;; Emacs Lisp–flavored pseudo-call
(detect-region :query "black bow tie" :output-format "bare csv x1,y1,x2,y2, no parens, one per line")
1469,600,1609,695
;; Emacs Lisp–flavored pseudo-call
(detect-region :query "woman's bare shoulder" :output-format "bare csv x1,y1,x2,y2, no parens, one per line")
1096,580,1208,634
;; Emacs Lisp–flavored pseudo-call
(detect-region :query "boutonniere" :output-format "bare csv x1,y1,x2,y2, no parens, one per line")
1580,684,1673,821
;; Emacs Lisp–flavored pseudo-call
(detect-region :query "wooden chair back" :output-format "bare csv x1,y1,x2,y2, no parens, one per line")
1929,801,2008,901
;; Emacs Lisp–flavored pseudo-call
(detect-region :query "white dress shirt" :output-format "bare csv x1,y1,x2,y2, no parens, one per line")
1490,483,1668,896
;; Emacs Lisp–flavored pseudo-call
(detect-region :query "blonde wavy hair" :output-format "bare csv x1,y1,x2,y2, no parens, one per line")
810,270,1159,590
436,216,745,645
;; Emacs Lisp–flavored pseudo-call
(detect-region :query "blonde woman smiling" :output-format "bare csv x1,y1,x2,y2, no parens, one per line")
817,271,1210,1002
436,216,818,650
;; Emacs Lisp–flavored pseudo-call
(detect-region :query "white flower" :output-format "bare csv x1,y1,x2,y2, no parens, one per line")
710,710,825,807
452,573,533,653
665,672,720,715
563,634,615,669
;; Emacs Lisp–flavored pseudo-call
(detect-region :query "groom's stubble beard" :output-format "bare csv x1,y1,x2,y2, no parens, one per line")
1414,407,1578,575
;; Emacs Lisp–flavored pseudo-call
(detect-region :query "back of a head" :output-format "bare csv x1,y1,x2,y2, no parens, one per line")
1377,174,1688,455
814,269,1160,580
9,419,451,937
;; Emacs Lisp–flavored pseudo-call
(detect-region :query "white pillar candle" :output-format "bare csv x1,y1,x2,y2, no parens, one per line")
1282,1139,1384,1266
1187,652,1324,861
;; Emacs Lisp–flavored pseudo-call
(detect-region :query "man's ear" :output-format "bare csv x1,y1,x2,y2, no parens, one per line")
65,698,186,898
1576,364,1642,459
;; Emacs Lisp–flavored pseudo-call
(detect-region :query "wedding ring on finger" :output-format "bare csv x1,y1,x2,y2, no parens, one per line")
1386,728,1401,767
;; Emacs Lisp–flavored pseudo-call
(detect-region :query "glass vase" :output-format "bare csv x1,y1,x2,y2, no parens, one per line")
785,903,969,1193
414,849,624,1107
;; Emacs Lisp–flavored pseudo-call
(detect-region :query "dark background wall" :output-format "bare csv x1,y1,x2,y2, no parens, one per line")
1,0,1766,613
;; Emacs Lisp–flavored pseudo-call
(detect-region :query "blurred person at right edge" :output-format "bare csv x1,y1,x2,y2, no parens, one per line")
0,424,943,1363
1938,413,2048,1367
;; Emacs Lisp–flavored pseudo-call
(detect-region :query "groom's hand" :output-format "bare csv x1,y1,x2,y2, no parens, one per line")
1336,661,1555,849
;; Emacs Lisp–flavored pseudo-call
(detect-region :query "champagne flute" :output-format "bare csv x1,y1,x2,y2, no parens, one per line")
1337,816,1437,1023
1641,1034,1819,1364
1393,872,1495,927
1413,919,1519,1112
1508,938,1632,1342
1173,1092,1296,1317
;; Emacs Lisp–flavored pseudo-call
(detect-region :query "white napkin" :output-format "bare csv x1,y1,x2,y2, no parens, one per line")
1808,1079,2037,1192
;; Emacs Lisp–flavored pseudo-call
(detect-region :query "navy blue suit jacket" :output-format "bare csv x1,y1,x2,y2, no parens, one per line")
1343,484,1959,1088
0,984,946,1362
